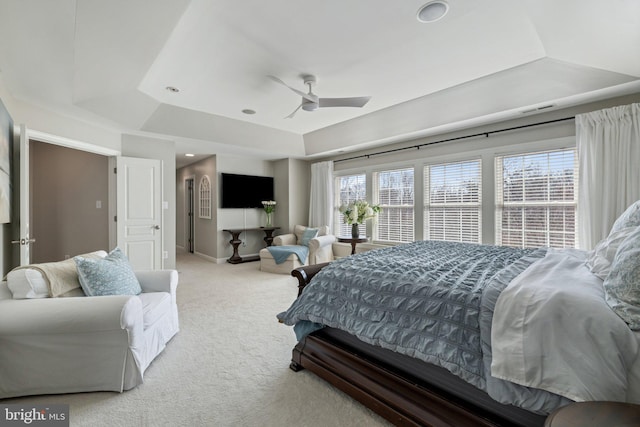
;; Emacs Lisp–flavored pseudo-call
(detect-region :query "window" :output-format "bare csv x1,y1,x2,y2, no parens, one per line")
335,174,366,236
496,149,577,248
424,160,481,243
375,168,414,242
199,175,211,219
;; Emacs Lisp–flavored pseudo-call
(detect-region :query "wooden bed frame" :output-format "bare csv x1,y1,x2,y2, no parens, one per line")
290,263,547,427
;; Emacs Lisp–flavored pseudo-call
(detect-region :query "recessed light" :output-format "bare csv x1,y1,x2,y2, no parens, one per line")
166,86,180,93
417,1,449,23
185,153,195,157
242,109,256,115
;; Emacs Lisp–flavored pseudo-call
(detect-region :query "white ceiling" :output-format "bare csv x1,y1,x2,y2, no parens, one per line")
0,0,639,168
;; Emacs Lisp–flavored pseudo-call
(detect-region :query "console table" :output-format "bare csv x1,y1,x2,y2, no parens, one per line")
223,227,280,264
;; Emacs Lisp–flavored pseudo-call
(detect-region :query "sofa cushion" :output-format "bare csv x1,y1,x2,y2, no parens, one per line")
138,292,171,330
75,248,141,297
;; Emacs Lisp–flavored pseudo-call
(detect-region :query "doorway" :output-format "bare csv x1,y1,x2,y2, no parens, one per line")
30,141,110,263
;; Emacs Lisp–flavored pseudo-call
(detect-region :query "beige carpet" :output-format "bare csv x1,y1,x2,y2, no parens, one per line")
4,253,390,427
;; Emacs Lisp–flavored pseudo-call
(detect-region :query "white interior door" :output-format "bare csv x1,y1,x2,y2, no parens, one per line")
116,156,163,270
12,124,33,265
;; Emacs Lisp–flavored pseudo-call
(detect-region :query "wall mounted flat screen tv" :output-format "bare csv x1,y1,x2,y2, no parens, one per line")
220,173,274,208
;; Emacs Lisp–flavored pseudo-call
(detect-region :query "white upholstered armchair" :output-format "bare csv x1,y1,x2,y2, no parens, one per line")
259,225,336,274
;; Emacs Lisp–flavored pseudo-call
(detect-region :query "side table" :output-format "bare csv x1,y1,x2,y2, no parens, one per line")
544,401,640,427
337,237,368,255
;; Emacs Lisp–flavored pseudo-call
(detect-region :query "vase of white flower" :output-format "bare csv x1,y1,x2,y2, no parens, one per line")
339,200,381,237
262,200,276,227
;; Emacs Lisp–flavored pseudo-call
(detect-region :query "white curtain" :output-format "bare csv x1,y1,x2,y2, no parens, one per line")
576,103,640,250
308,161,334,229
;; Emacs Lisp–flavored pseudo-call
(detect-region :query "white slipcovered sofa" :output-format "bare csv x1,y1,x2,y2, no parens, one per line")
0,251,179,399
259,225,336,274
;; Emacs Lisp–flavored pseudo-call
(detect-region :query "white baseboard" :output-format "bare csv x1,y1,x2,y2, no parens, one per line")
194,252,217,263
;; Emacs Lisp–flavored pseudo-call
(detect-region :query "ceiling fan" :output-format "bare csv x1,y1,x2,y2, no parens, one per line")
268,74,371,118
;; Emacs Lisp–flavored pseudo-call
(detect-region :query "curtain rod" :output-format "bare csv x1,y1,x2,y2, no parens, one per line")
333,116,575,164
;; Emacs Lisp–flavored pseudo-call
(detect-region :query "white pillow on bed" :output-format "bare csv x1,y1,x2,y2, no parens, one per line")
610,200,640,234
587,226,637,280
603,226,640,329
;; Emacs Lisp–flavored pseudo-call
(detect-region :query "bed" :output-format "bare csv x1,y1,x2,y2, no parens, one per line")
277,219,640,427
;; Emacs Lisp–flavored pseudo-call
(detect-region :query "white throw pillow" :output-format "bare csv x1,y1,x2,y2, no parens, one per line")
610,200,640,234
587,226,637,280
6,250,108,299
6,269,49,299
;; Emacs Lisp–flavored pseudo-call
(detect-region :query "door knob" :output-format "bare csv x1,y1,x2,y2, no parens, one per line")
153,225,160,230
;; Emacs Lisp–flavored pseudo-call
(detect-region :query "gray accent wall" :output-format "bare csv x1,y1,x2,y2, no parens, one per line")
30,141,109,262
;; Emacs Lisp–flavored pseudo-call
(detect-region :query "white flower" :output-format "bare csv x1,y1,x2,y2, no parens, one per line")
340,199,381,225
262,200,276,213
349,208,358,222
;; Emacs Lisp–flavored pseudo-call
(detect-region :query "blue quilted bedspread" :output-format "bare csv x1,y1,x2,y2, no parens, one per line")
277,240,546,390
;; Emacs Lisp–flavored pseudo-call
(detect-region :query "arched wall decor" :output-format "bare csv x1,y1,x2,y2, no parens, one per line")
199,175,212,219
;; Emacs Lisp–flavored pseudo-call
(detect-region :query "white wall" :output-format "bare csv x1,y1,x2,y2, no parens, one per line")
4,100,121,154
273,158,311,232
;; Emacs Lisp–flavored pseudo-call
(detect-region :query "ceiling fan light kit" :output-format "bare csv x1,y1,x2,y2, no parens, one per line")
269,74,371,118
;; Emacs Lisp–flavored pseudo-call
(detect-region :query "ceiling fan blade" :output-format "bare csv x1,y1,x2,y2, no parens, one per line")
285,103,303,119
318,96,371,108
268,75,315,102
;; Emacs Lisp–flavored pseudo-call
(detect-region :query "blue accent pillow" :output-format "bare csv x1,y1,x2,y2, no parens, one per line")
603,227,640,329
74,248,141,297
299,228,319,246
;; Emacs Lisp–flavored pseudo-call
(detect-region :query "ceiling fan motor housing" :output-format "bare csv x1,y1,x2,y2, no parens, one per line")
302,98,319,111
